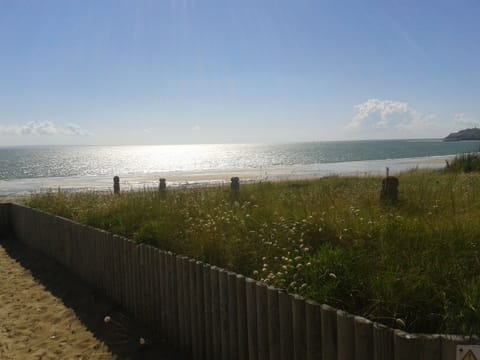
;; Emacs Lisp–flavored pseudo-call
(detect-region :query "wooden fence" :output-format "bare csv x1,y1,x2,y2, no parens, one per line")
0,203,477,359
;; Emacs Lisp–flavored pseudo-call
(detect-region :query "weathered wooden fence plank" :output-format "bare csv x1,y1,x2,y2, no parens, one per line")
52,216,63,264
373,322,394,360
104,230,112,297
321,304,338,360
236,275,248,360
106,230,114,299
0,204,10,236
114,234,124,305
118,237,128,312
305,300,322,360
167,252,178,346
182,257,192,354
63,219,73,270
77,224,88,284
159,250,168,337
176,256,185,349
68,220,78,280
246,278,258,360
82,225,93,286
211,267,221,360
203,264,213,359
144,246,154,329
337,310,354,360
189,259,199,359
196,261,206,360
441,335,469,360
151,248,161,334
124,239,134,317
278,291,294,360
219,269,230,360
256,283,269,360
132,244,141,320
267,287,280,360
292,294,306,360
139,245,148,324
354,316,373,360
394,330,441,360
227,272,238,360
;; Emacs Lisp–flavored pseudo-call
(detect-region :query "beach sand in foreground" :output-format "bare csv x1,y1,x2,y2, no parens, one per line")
0,237,186,359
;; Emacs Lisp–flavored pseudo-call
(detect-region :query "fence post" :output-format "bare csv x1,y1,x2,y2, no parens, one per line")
267,287,280,360
189,259,199,359
373,322,394,360
236,275,249,360
113,176,120,194
321,304,338,360
219,270,230,360
227,272,239,360
196,262,206,360
159,178,166,192
176,256,185,349
292,295,306,360
394,330,441,360
182,257,192,354
231,177,240,192
354,316,373,360
337,310,354,360
151,247,161,335
305,300,322,360
211,267,221,360
246,278,258,360
278,291,294,360
380,168,399,202
159,251,168,337
203,265,213,359
441,335,470,360
256,283,269,360
0,203,10,236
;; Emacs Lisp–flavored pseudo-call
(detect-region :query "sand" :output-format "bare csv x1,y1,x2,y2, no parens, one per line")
0,237,186,360
0,154,453,197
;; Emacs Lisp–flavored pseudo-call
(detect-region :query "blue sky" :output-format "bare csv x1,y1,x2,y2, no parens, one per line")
0,0,479,145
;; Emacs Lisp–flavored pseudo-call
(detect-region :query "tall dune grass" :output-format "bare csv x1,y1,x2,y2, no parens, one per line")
27,170,480,334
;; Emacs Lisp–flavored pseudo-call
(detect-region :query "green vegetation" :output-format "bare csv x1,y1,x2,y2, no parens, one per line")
447,153,480,173
27,170,480,335
444,127,480,141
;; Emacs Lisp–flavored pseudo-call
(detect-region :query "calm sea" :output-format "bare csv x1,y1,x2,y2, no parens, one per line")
1,139,479,195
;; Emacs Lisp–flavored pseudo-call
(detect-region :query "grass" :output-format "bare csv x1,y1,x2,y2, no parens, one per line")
26,170,480,335
447,152,480,173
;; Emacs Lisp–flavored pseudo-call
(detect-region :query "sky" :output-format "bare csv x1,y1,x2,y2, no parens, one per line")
0,0,479,146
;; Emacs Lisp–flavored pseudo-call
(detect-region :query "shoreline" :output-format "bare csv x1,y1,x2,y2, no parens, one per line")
0,154,453,198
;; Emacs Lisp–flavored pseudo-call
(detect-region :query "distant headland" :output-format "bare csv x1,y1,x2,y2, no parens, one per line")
444,128,480,141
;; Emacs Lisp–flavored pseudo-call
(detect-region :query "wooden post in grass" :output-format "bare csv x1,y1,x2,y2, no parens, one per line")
159,178,166,192
113,176,120,194
231,177,240,192
380,167,399,202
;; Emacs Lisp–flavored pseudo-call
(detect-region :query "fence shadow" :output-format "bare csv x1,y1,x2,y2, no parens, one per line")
0,236,189,360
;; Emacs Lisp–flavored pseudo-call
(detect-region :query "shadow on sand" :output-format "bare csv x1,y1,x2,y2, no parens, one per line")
1,236,189,360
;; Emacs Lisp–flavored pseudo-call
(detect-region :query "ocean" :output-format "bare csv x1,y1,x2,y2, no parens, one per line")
1,139,479,196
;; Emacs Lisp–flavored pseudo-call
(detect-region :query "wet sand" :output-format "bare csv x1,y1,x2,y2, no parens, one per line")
0,154,453,197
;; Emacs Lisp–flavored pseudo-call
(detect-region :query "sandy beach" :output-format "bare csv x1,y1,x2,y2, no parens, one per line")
0,154,454,197
0,236,186,360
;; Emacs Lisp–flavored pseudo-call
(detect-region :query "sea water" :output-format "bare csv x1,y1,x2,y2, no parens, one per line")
1,139,479,196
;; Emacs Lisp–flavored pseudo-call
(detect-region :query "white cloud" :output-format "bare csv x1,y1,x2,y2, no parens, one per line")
347,99,434,136
0,121,91,136
192,125,201,131
454,113,480,128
